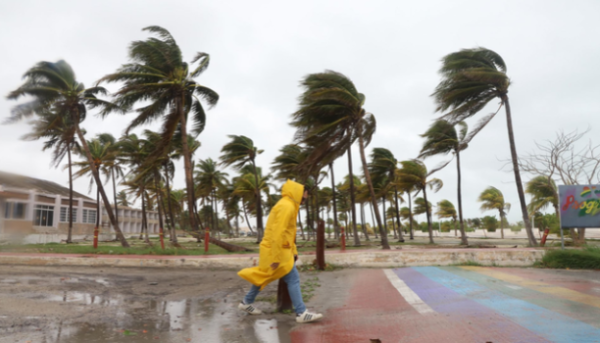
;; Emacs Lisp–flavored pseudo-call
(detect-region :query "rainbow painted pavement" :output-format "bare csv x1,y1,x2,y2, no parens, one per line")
292,267,600,343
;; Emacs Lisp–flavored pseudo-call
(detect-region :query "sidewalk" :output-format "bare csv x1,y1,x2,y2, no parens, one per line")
0,247,546,269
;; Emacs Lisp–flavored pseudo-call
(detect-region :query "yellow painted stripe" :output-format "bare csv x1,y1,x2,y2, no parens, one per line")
462,266,600,310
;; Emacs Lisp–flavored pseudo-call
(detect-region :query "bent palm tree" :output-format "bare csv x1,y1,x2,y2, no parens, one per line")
100,26,219,238
478,186,511,239
436,200,458,236
291,71,388,249
7,60,129,247
525,176,558,217
220,135,264,242
396,160,444,244
369,148,404,242
432,47,536,246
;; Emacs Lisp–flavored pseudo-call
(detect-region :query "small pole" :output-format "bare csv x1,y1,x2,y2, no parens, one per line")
204,227,210,253
340,226,346,251
540,227,550,247
93,226,99,249
316,220,325,270
560,227,565,250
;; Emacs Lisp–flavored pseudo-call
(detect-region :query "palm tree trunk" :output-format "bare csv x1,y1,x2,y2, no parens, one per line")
112,169,119,241
178,95,200,239
502,96,537,246
96,187,100,231
394,187,405,242
499,212,505,239
73,123,129,247
346,146,361,246
329,163,340,240
297,212,305,240
67,145,73,244
250,159,264,243
154,170,165,248
382,196,388,239
305,201,312,241
357,128,389,249
455,149,468,245
164,165,178,243
242,202,255,234
422,186,434,244
408,192,414,240
369,201,378,238
361,202,369,241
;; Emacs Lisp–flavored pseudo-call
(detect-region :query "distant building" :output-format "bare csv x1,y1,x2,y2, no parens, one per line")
0,170,159,240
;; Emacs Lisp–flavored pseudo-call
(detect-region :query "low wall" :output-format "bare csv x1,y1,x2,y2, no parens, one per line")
0,248,546,269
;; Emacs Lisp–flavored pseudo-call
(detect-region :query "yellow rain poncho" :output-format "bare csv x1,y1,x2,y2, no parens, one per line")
238,179,303,290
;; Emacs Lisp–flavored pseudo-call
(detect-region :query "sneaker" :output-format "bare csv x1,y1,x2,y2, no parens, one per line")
238,301,262,315
296,310,323,323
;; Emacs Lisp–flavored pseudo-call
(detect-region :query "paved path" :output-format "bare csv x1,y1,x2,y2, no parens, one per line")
291,267,600,343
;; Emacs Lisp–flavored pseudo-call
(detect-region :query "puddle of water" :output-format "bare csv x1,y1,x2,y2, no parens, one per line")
0,275,112,287
7,290,292,343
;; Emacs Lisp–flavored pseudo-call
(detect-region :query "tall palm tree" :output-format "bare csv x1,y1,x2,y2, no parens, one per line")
436,200,458,236
220,135,264,241
291,70,389,249
396,160,443,244
432,47,536,246
369,148,405,242
100,26,219,238
97,133,125,240
117,190,130,207
6,60,129,247
337,175,363,244
419,119,491,245
413,197,432,234
194,158,228,232
478,186,511,239
21,109,79,243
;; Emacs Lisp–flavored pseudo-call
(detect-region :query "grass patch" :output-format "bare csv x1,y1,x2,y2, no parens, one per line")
297,262,343,272
300,276,320,302
539,246,600,269
255,295,276,304
450,260,484,267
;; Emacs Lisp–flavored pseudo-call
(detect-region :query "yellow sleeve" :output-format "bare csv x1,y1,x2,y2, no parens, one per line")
269,203,295,264
292,239,298,256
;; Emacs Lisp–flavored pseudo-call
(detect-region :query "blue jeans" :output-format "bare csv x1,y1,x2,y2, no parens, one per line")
243,264,306,315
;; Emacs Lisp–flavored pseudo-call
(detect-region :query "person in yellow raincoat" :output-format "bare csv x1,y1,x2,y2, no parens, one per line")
238,179,323,323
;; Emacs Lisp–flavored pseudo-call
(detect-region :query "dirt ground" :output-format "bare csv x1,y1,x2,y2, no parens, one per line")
0,265,353,343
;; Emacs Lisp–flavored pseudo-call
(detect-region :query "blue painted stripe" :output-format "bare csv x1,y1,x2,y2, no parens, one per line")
394,268,550,343
413,266,600,343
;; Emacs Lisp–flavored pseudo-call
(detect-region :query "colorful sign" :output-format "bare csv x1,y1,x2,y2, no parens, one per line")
559,185,600,228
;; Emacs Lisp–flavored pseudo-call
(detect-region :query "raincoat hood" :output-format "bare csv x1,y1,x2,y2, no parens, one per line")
281,179,304,207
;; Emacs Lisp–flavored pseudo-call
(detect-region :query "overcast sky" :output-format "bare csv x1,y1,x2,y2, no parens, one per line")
1,0,599,225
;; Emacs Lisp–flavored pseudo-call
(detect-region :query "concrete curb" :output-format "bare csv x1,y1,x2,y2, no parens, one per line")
0,248,546,269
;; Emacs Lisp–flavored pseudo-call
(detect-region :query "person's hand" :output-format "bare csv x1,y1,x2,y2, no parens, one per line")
270,262,280,270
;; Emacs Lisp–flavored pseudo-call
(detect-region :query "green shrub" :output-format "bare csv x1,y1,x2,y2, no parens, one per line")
541,247,600,269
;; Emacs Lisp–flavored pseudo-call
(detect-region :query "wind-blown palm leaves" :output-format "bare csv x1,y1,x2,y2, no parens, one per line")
369,148,405,242
419,119,489,245
194,158,229,233
100,26,219,238
478,186,511,239
396,160,443,244
435,200,458,236
291,70,389,249
6,60,129,247
526,176,559,217
432,47,536,246
220,135,265,242
21,109,79,243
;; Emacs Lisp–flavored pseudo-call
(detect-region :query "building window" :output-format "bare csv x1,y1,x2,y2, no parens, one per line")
34,205,54,227
4,202,27,219
60,207,78,223
82,209,97,224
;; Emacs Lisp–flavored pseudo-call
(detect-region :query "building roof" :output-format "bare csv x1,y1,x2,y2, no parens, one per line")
0,170,94,201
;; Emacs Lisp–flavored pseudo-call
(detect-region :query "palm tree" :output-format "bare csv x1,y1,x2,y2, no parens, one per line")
117,191,130,207
369,148,405,242
6,60,129,247
97,133,125,240
21,109,79,243
525,176,558,217
432,47,536,246
291,70,389,249
436,200,458,236
478,186,511,239
220,135,265,241
396,160,443,244
100,26,219,239
194,158,228,233
419,119,492,245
